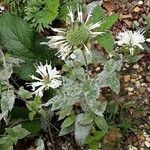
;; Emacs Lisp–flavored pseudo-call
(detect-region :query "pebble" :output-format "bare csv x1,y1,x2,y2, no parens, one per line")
124,75,130,82
95,67,100,72
139,86,146,94
146,137,150,142
127,87,134,92
131,79,137,83
133,64,140,69
138,75,142,79
139,79,144,83
140,83,147,87
147,87,150,92
137,1,143,5
146,76,150,82
145,141,150,148
131,74,138,79
137,67,143,73
128,91,134,96
135,81,141,88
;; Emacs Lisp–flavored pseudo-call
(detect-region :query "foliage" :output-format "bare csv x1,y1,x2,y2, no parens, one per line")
4,0,28,16
0,125,30,150
0,1,148,149
0,13,59,80
24,0,60,31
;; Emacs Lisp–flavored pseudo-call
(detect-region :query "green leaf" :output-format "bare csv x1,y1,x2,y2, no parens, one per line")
22,120,41,134
59,124,74,136
0,13,35,59
98,14,118,31
107,100,118,115
61,116,75,129
106,73,120,94
1,90,16,113
5,124,30,144
0,13,59,80
92,50,107,64
18,87,32,99
75,114,93,146
126,55,142,63
83,80,99,107
0,65,13,81
91,101,107,117
58,106,72,120
94,116,108,132
91,6,105,23
79,113,93,125
0,125,30,149
25,0,60,31
96,32,115,53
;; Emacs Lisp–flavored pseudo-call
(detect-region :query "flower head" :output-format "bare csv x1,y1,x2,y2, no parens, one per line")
27,62,62,97
42,5,104,60
116,29,150,55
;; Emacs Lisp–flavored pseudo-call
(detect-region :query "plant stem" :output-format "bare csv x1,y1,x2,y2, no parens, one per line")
82,50,90,80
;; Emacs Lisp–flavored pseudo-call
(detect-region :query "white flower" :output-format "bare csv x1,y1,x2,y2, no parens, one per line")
27,62,62,97
116,29,150,55
41,5,104,60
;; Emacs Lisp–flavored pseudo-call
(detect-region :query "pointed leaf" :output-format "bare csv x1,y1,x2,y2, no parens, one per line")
75,114,93,146
94,116,108,132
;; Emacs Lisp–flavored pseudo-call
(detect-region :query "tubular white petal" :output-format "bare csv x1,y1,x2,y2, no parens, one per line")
33,85,45,97
137,44,144,50
67,6,74,23
90,31,104,37
77,5,83,23
89,21,104,30
146,38,150,42
47,36,66,41
48,40,67,48
85,9,92,24
30,75,43,81
83,44,91,56
50,27,65,33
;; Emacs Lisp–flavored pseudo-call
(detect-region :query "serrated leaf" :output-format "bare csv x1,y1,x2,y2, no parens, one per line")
0,13,35,58
75,114,93,146
98,14,118,31
97,32,115,53
5,124,30,144
94,116,108,132
25,0,60,31
91,101,107,117
1,90,16,112
106,73,120,94
83,80,99,107
59,124,74,136
18,86,32,99
91,6,105,23
58,106,72,120
78,113,93,125
92,50,107,64
0,14,59,80
61,116,75,129
107,100,118,115
0,65,13,81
